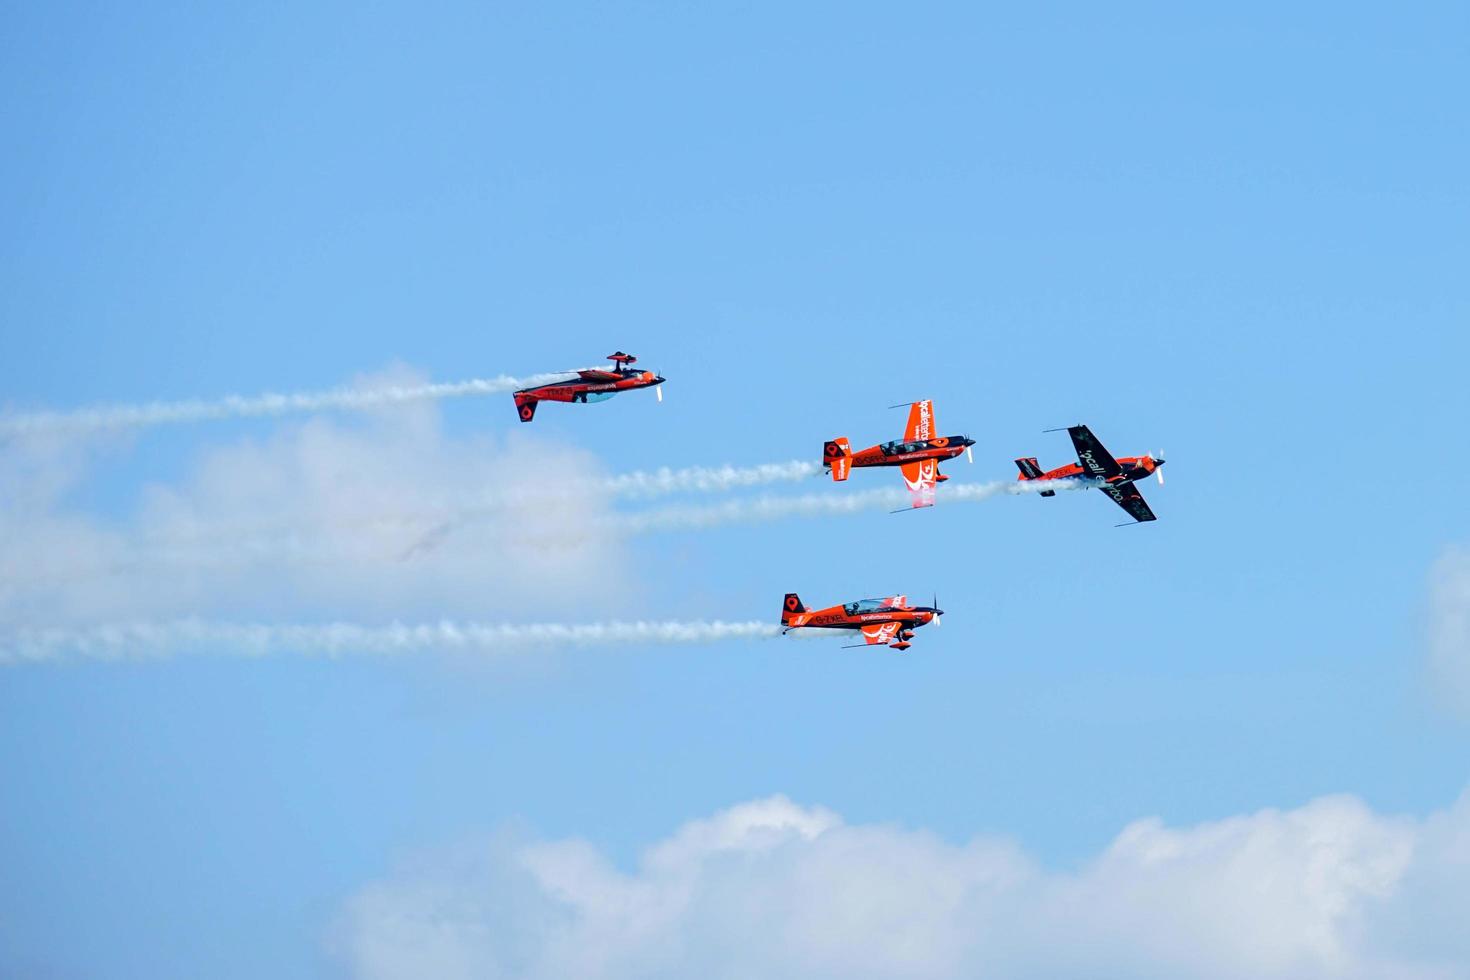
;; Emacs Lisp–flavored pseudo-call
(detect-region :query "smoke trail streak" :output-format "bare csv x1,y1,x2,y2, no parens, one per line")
405,478,1076,555
0,371,595,436
0,463,897,589
105,459,826,561
5,477,1081,593
0,618,783,664
596,460,822,498
127,459,822,548
603,478,1080,535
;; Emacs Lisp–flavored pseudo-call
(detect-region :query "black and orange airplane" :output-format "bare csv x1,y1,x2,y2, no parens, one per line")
780,592,942,651
1015,424,1165,524
513,352,664,422
823,400,976,509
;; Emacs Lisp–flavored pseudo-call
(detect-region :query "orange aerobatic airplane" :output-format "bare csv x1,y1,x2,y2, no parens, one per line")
823,400,976,509
513,352,664,422
780,592,942,651
1015,424,1166,524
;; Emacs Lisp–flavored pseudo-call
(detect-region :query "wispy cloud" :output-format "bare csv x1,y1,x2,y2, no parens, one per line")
0,363,1080,635
0,368,633,629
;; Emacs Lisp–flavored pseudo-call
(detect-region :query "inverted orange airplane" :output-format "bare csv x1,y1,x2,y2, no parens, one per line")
513,352,664,422
780,592,942,651
823,400,976,509
1015,423,1166,524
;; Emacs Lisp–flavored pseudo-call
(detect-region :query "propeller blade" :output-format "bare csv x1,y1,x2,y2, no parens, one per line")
966,445,974,463
655,385,663,402
1157,468,1164,486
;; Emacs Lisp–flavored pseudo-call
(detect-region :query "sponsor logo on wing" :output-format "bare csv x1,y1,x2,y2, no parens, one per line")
1079,450,1109,476
862,623,898,643
893,461,929,490
904,460,935,491
917,401,932,440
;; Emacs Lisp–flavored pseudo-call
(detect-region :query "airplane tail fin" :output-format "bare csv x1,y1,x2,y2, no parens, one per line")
824,439,851,481
1015,456,1056,496
514,392,539,423
781,593,806,624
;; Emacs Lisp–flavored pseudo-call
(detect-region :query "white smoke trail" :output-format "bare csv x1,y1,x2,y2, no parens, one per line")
604,478,1081,535
0,618,783,664
597,460,822,498
400,478,1072,555
8,477,1079,590
0,371,595,436
0,459,863,589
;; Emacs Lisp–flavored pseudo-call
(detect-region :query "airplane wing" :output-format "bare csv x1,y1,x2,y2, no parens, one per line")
900,459,937,509
1098,481,1157,523
904,400,936,442
859,622,900,645
577,369,623,382
1068,424,1123,479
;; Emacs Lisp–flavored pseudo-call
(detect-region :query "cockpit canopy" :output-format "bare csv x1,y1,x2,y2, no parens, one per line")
879,439,929,456
843,598,898,615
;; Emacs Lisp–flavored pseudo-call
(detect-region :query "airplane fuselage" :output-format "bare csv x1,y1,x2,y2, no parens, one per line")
522,370,662,405
1036,455,1157,485
788,608,939,630
1017,425,1163,523
514,362,665,421
847,435,975,470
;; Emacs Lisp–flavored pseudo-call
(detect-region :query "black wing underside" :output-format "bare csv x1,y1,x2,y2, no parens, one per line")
1068,425,1123,479
1098,481,1157,523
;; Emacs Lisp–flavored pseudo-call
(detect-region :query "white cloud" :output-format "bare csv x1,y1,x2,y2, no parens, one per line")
0,366,632,629
1428,547,1470,717
333,791,1470,980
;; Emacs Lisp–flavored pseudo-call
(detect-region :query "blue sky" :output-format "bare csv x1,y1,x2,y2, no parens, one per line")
2,3,1468,978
